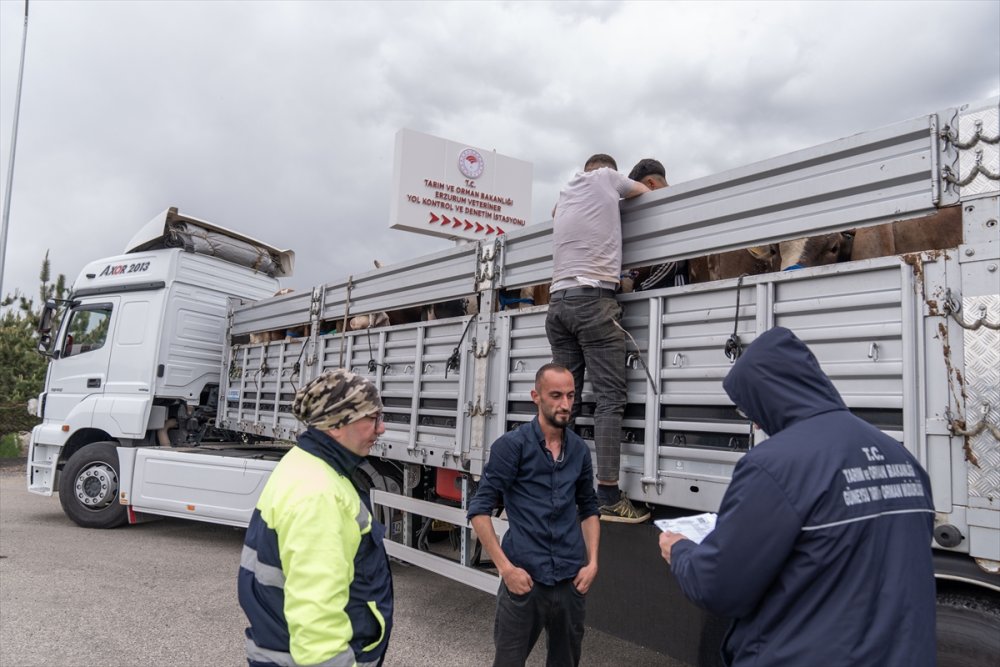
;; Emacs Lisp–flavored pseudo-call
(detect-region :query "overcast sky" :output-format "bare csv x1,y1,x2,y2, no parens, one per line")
1,0,998,301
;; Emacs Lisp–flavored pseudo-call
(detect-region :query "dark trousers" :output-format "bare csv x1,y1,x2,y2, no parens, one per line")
545,293,627,483
493,579,586,667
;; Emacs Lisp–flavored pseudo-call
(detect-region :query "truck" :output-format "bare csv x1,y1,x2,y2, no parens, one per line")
28,98,999,666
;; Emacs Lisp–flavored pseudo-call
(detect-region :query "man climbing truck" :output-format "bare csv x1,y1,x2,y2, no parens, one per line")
29,98,1000,665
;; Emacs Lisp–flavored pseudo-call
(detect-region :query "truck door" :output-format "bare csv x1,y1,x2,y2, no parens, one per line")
43,298,119,425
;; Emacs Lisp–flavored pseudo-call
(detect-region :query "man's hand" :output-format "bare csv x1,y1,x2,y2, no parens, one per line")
573,561,598,595
659,531,689,565
502,565,534,595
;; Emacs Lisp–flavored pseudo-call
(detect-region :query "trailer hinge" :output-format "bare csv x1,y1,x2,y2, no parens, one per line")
472,337,495,358
475,238,503,291
466,398,494,417
641,475,664,494
405,444,428,463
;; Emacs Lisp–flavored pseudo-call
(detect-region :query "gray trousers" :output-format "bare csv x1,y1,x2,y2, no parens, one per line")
545,293,627,483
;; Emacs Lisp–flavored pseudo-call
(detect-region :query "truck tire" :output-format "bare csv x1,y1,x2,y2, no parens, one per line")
58,442,129,529
937,590,1000,667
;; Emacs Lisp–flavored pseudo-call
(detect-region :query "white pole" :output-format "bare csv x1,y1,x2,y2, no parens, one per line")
0,0,31,299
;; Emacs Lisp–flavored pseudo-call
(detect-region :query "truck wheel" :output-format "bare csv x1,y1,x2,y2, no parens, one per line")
937,591,1000,667
58,442,129,529
354,461,412,544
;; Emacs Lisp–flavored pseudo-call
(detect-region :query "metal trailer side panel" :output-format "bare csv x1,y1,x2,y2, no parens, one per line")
221,316,479,474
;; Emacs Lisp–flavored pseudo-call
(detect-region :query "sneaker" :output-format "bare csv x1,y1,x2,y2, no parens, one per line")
599,492,650,524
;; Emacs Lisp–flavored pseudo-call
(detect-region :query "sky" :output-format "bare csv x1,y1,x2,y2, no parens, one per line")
1,0,998,302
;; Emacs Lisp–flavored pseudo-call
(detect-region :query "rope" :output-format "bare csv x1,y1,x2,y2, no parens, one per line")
940,120,1000,150
498,291,534,310
445,315,478,378
365,325,388,375
942,290,1000,331
724,274,748,362
612,319,658,395
286,333,310,392
338,276,353,368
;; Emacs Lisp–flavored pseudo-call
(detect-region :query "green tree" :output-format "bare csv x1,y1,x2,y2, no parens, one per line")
0,252,67,436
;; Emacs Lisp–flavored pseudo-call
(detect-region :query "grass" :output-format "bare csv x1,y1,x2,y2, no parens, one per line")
0,433,22,458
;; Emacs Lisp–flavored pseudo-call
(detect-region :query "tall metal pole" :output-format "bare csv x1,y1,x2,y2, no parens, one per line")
0,0,31,299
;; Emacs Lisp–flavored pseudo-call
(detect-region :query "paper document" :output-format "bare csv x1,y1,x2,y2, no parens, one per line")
654,513,717,544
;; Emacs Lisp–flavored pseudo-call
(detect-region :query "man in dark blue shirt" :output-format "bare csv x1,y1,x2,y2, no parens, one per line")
468,363,601,667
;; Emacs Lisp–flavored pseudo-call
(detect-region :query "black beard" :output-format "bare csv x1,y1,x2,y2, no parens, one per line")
545,410,569,429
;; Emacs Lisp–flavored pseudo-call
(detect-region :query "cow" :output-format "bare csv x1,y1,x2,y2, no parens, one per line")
249,289,307,343
850,206,962,260
347,260,478,331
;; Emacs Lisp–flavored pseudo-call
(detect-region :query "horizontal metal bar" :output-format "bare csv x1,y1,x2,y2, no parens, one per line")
383,541,500,595
370,490,508,538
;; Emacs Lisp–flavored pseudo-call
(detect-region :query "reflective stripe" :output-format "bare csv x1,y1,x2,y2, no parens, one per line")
356,503,371,532
241,545,286,589
361,600,387,652
801,508,935,531
245,637,356,667
245,638,296,666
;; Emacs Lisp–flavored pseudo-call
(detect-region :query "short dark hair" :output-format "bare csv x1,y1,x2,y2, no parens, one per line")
584,154,617,171
535,362,571,388
628,158,665,182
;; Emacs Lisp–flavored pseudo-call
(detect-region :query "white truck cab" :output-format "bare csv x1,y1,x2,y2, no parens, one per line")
28,207,292,527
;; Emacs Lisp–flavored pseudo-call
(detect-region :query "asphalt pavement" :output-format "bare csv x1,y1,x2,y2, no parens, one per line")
0,459,675,667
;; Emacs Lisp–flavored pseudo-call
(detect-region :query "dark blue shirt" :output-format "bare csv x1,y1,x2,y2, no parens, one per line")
467,418,600,585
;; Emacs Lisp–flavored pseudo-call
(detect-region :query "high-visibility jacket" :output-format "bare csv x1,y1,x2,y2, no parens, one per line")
238,427,393,667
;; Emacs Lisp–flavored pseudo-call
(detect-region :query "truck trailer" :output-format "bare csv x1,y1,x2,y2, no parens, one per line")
28,98,999,665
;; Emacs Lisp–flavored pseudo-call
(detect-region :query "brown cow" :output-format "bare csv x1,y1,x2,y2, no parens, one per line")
776,232,854,271
249,288,306,343
851,206,962,260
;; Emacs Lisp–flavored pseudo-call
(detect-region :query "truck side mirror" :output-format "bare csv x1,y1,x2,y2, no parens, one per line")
38,300,56,334
35,301,58,357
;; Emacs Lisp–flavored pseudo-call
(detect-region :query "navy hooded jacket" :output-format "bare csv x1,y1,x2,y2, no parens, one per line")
670,326,936,667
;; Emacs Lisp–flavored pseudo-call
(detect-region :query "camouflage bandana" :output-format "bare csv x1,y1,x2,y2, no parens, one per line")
292,369,383,430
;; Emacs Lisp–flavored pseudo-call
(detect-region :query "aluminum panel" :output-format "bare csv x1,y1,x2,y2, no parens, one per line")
964,294,1000,505
231,242,479,335
230,290,313,336
952,98,1000,200
772,262,905,410
319,243,479,320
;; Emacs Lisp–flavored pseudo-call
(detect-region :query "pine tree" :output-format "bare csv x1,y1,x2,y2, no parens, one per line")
0,252,68,435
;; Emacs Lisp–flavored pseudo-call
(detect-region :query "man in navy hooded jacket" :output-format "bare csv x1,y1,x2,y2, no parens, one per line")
659,326,936,667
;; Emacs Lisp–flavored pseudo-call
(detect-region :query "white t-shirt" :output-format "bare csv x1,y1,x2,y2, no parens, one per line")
551,167,633,290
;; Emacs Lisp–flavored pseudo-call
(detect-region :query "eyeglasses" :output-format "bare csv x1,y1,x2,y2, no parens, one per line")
365,412,385,426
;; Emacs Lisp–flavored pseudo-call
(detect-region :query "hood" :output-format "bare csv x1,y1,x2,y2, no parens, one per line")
723,326,847,436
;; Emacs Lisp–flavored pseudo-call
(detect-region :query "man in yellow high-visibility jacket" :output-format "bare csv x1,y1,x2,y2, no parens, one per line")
238,369,393,667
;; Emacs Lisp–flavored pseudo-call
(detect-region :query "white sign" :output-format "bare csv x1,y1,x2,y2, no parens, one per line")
390,128,533,241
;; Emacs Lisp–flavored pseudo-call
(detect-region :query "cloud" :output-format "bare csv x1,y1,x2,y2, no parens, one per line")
1,0,997,302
